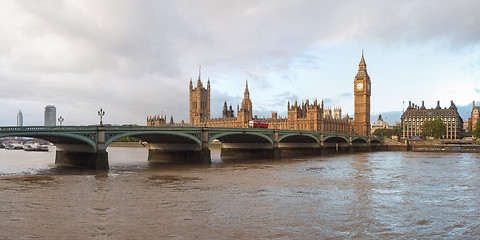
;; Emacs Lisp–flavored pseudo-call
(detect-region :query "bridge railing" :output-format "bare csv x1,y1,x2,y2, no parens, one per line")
0,126,98,131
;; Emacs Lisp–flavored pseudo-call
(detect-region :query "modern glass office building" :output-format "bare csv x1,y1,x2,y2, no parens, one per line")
17,110,23,126
44,105,56,126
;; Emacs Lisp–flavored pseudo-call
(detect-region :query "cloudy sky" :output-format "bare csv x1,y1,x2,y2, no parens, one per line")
1,0,479,126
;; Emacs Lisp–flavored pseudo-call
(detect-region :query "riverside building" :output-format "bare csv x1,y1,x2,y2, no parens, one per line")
401,101,463,139
148,53,372,135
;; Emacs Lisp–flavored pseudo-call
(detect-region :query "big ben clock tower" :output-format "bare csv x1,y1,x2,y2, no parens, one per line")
354,51,371,136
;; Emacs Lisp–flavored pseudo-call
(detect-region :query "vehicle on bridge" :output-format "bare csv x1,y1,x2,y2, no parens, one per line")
248,120,268,128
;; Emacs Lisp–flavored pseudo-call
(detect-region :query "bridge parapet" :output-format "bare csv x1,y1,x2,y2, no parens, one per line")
0,125,381,169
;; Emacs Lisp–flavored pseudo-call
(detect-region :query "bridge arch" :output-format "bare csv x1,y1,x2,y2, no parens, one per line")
208,132,273,145
370,139,381,144
323,136,349,144
105,131,202,149
279,134,319,143
351,138,368,144
0,132,97,152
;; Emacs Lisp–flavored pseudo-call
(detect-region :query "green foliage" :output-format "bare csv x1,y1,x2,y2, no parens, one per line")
472,120,480,139
420,119,446,139
392,125,402,137
373,128,399,138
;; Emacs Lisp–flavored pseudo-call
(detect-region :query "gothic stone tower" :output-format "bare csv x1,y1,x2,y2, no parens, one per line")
237,80,253,123
189,68,210,125
354,51,371,136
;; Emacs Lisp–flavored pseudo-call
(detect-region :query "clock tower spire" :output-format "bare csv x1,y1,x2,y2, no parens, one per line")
354,50,371,136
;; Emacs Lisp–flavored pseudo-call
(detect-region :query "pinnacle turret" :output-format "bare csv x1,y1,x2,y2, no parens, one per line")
355,50,369,79
244,79,250,99
358,50,367,71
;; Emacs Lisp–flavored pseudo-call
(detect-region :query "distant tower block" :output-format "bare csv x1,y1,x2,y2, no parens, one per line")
17,110,23,127
44,105,56,126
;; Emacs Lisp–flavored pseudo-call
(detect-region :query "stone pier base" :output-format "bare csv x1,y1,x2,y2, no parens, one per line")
148,149,211,164
221,148,281,159
323,145,352,155
280,147,321,157
352,145,371,153
55,150,109,170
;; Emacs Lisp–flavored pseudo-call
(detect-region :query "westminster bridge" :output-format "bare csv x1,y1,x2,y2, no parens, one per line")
0,126,382,170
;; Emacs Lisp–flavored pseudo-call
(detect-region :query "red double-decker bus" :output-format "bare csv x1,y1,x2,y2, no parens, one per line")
248,120,268,128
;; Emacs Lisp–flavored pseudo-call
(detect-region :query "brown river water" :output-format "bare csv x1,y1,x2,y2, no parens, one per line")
0,146,479,239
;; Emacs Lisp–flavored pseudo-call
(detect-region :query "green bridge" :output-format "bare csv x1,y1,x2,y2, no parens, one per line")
0,126,382,170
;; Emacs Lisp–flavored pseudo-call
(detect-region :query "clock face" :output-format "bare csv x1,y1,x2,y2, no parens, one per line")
356,82,363,90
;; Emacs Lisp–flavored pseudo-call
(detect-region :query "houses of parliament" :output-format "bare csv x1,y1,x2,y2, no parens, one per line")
148,53,371,136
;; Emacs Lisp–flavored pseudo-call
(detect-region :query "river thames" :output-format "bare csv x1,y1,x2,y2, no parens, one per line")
0,147,479,239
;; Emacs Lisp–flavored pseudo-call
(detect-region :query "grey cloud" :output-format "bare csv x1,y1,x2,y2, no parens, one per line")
245,71,271,89
210,89,242,118
1,0,479,125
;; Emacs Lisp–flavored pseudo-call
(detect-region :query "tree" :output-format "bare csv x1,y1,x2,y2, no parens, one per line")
373,127,400,138
472,119,480,139
432,119,446,139
392,125,402,138
421,119,446,139
420,120,433,139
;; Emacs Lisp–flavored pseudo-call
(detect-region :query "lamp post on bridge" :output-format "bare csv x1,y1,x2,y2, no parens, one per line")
98,108,105,126
58,116,64,126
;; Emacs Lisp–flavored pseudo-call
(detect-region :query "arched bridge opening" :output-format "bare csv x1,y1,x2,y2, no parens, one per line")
209,132,275,159
278,134,320,156
323,136,349,145
105,131,206,164
351,138,368,145
106,132,202,151
0,133,96,152
209,133,273,147
279,134,319,148
0,131,103,170
370,139,381,145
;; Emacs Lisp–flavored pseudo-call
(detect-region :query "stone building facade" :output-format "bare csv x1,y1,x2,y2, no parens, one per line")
147,115,174,126
371,114,389,134
148,53,371,135
468,101,480,132
401,101,463,139
353,52,371,136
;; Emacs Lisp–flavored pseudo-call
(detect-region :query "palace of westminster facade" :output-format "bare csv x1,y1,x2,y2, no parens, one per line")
148,53,372,136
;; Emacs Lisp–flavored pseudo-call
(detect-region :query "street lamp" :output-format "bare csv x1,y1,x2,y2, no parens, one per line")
58,116,64,126
98,108,105,126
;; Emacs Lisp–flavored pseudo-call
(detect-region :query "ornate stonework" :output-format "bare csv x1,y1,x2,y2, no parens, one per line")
148,54,371,135
354,51,371,136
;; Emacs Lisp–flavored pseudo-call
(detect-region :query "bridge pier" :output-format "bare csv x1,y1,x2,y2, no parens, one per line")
220,143,278,159
54,126,110,170
147,127,212,164
278,143,321,156
148,148,211,163
55,150,109,170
